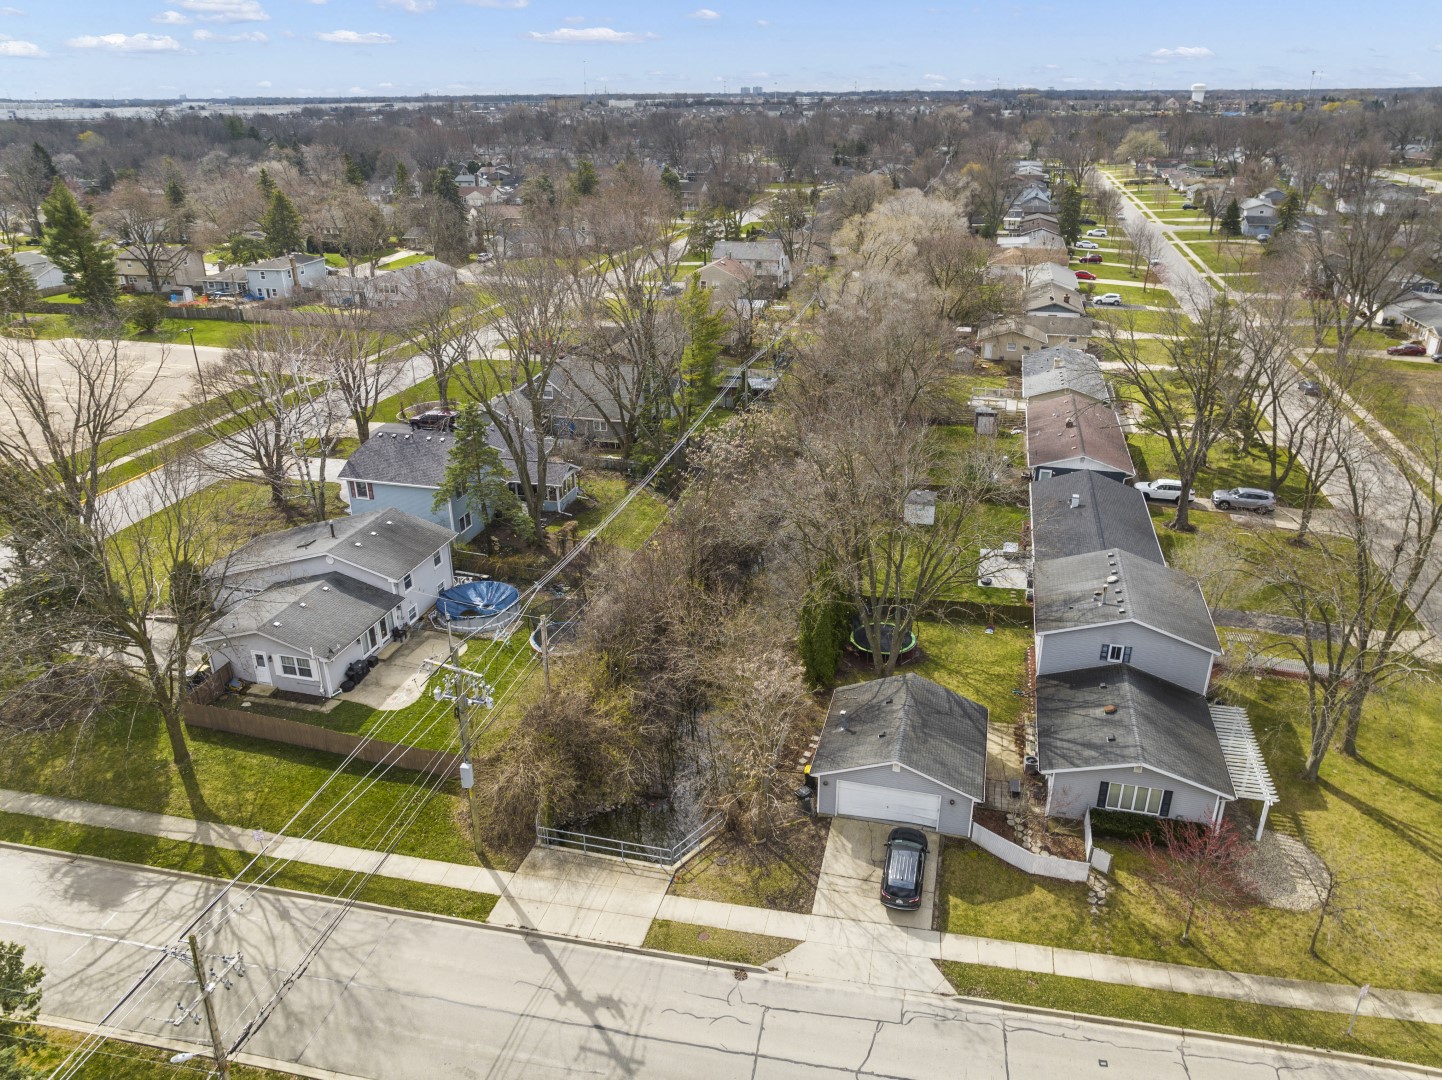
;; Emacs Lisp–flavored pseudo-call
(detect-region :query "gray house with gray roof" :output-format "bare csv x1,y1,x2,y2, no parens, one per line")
809,673,987,836
1021,346,1110,404
197,510,457,697
1028,472,1163,565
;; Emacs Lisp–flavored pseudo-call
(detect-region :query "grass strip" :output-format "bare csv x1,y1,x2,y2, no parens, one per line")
0,810,499,922
937,960,1442,1071
23,1024,301,1079
642,919,799,966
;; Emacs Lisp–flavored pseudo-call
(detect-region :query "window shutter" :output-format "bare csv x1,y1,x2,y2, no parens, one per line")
1122,646,1133,664
1159,790,1173,817
1100,642,1111,662
1096,781,1110,808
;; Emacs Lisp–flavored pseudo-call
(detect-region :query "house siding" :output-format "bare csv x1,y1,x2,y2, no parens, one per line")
1030,460,1131,483
1047,766,1219,824
1035,624,1213,694
813,763,977,837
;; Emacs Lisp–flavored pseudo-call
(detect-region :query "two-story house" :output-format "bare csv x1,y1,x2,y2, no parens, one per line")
115,245,206,295
197,510,455,697
246,253,328,299
710,240,792,293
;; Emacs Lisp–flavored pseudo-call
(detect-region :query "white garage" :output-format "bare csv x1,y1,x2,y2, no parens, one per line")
834,781,941,830
809,673,988,839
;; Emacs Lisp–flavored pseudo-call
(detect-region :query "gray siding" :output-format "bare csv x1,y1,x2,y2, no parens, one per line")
1047,766,1220,824
1036,624,1213,694
814,763,976,837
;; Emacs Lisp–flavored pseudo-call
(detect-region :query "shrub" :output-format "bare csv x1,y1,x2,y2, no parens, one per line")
123,293,168,334
1089,808,1206,845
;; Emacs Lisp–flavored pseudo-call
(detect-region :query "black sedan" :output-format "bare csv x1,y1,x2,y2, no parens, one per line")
880,827,929,910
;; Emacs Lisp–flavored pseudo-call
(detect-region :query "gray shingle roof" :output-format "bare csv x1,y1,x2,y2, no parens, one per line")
1029,472,1164,565
1021,346,1109,402
712,239,786,264
205,573,397,658
225,509,453,583
1035,665,1234,798
338,424,579,491
811,674,988,800
1033,549,1220,653
1026,390,1135,477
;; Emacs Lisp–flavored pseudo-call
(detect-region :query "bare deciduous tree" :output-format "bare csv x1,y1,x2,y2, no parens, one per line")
1141,817,1252,944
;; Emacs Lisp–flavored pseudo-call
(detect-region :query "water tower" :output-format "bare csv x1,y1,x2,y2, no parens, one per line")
1190,83,1207,105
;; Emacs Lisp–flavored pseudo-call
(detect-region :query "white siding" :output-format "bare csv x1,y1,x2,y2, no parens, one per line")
1036,623,1214,694
1047,766,1220,823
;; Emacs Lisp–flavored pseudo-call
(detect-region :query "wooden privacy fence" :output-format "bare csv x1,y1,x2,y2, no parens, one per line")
184,668,461,775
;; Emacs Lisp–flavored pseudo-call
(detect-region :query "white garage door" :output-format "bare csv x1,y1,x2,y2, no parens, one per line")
835,780,941,830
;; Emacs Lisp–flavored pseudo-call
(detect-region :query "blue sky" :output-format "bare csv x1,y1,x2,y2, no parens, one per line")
1,0,1439,100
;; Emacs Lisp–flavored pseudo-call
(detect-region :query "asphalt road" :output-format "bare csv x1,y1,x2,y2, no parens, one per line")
0,846,1425,1080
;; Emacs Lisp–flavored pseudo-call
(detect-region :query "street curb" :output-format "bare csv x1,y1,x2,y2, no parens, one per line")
1,841,768,977
939,990,1442,1077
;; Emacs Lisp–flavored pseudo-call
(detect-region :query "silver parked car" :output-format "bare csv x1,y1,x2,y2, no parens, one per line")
1212,487,1276,513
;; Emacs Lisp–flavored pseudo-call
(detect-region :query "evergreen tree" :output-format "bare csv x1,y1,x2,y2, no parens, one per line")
686,210,724,259
39,179,117,313
0,940,45,1080
660,165,682,200
1277,189,1302,232
256,167,275,198
520,173,556,208
30,142,57,185
164,174,186,208
1219,197,1243,238
431,167,465,213
678,278,725,413
393,161,410,196
0,250,37,323
433,404,530,532
571,158,599,197
1057,183,1083,246
223,114,247,140
260,189,303,255
97,160,117,194
342,153,366,187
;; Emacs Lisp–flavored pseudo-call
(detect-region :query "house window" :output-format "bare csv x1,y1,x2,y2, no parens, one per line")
1105,783,1165,816
278,655,314,680
347,480,374,501
1006,342,1017,352
403,572,413,590
407,604,418,622
433,551,443,567
1100,643,1133,664
458,512,473,531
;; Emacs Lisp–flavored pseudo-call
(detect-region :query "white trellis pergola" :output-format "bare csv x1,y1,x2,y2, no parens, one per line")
1210,704,1279,841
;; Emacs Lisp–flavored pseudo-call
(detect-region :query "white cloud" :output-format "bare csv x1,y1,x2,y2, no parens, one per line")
67,32,181,51
922,73,946,83
525,26,655,43
689,7,719,18
0,34,43,56
177,0,268,20
256,79,272,86
152,10,190,23
1150,45,1213,59
381,0,434,10
194,27,267,41
316,29,395,43
378,81,393,87
755,18,769,25
0,6,25,15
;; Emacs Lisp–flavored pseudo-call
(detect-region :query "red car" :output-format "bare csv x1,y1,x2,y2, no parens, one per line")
1387,343,1427,356
1077,253,1103,264
1075,270,1098,281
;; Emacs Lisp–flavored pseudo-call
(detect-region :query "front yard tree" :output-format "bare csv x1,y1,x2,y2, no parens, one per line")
1102,292,1258,531
0,251,37,323
102,181,190,293
40,179,117,314
398,274,489,409
678,277,725,416
428,167,470,264
1056,183,1082,247
1142,818,1251,944
308,305,403,442
1219,197,1243,238
0,940,43,1078
434,403,530,532
261,188,304,256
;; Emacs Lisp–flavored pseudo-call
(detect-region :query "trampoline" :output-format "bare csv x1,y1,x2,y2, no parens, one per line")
436,579,520,623
849,619,919,662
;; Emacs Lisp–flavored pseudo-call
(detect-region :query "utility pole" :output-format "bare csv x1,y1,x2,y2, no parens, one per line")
429,658,493,856
188,934,231,1080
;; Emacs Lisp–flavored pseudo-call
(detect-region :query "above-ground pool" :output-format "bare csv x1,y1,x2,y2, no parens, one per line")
529,620,580,657
436,579,520,622
849,619,919,662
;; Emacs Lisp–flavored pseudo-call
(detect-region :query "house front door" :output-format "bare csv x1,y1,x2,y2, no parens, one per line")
253,653,272,686
367,624,379,652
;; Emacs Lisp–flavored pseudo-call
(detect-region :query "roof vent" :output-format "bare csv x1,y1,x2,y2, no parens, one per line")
1104,704,1118,714
1069,493,1080,509
385,520,393,525
1064,418,1075,428
1106,574,1119,584
426,436,432,441
354,541,363,547
321,585,330,591
370,531,378,536
878,731,888,739
299,602,307,607
272,620,282,627
1106,734,1117,742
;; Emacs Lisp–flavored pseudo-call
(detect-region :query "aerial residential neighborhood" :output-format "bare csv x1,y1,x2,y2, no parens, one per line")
2,6,1442,1078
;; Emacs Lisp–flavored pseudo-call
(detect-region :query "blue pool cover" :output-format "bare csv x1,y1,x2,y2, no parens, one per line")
436,579,520,621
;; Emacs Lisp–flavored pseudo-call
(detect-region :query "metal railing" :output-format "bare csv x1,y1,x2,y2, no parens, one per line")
535,812,723,866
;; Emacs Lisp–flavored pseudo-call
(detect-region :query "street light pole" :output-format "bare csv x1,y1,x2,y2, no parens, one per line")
179,326,201,387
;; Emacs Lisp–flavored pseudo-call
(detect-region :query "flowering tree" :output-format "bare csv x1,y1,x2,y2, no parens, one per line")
1141,817,1251,943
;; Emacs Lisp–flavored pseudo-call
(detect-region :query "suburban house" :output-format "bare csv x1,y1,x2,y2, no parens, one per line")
698,256,756,294
1022,280,1086,319
197,510,456,698
537,358,663,449
1237,197,1280,238
321,259,457,308
677,179,709,214
1028,471,1164,565
246,253,328,299
809,673,987,836
1034,665,1236,822
1015,213,1062,238
991,234,1069,265
1257,187,1288,207
339,422,581,542
115,245,206,295
1025,389,1135,482
1383,295,1442,354
710,240,792,292
1021,345,1109,404
14,251,65,291
200,265,249,298
976,315,1093,365
1032,549,1222,695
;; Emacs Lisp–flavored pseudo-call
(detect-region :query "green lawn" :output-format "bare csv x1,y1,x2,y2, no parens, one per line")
11,313,251,349
669,806,830,913
1333,359,1442,446
384,253,435,270
565,469,671,549
936,669,1442,995
938,962,1442,1071
643,919,800,966
905,618,1032,726
1080,282,1177,308
1182,238,1266,276
372,357,506,422
1092,307,1190,336
1124,430,1320,506
24,1026,302,1079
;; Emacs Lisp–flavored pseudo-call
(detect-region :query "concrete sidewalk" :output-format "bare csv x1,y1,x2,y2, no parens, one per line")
7,786,1442,1023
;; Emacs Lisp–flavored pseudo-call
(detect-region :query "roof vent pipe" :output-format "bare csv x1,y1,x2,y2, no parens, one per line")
329,522,336,538
1069,493,1080,509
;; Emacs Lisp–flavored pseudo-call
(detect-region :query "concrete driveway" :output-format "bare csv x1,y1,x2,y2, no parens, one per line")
811,817,938,927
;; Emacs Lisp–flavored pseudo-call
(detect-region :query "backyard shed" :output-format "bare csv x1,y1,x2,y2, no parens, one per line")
810,674,987,836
